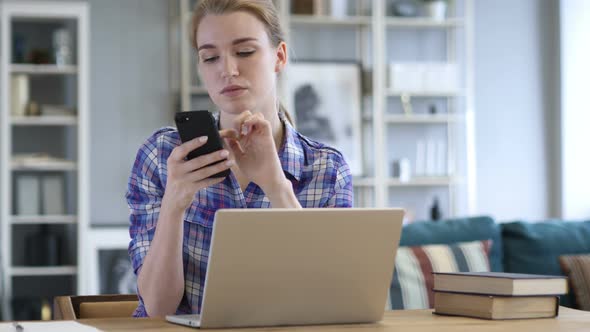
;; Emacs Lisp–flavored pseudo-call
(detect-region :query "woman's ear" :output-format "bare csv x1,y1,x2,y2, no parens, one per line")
275,41,287,73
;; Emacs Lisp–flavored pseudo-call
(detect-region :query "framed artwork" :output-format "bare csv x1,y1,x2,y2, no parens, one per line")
86,227,136,295
286,61,363,176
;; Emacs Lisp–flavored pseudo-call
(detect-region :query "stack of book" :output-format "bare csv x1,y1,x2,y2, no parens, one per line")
433,272,568,320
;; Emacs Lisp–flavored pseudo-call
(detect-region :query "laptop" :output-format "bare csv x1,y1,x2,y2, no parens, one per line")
166,208,404,329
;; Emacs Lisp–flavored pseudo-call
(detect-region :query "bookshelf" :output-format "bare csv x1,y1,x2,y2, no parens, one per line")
174,0,474,220
0,2,89,320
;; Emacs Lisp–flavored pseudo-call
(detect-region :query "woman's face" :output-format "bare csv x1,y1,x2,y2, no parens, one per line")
196,11,286,116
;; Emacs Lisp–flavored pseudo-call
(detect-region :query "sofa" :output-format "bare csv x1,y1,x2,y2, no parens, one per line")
390,216,590,310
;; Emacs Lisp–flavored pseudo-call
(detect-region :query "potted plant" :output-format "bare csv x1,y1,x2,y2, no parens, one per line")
422,0,448,20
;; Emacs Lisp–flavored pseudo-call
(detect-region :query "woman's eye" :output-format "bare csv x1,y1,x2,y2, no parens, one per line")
237,50,255,57
203,56,219,63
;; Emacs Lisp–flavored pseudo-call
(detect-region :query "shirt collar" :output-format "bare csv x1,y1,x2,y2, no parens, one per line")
278,120,305,182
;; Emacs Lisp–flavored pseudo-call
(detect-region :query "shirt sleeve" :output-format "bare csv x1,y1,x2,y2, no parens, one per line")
324,157,353,208
126,128,174,316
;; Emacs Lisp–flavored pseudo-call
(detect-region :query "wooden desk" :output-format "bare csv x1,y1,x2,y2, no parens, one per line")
79,307,590,332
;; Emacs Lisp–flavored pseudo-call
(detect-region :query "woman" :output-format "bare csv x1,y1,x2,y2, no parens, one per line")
126,0,353,317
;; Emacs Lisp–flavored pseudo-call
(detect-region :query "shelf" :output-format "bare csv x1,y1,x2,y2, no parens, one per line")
10,266,78,277
10,64,78,75
384,114,459,124
290,15,371,26
190,86,208,94
387,177,454,187
387,91,462,97
385,17,463,28
11,115,78,126
11,215,77,225
11,159,77,171
353,177,375,187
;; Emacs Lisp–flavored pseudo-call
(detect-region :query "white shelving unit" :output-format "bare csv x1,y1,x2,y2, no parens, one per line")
0,2,89,320
175,0,474,219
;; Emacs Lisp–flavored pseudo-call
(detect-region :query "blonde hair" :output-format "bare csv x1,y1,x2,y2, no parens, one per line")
190,0,293,125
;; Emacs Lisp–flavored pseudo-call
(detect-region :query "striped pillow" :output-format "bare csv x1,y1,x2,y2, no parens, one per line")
559,254,590,311
388,240,491,309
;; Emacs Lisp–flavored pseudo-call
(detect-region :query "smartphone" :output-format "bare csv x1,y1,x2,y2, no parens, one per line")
174,110,230,179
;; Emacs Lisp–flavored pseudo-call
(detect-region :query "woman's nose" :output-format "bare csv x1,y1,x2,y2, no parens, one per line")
220,56,239,79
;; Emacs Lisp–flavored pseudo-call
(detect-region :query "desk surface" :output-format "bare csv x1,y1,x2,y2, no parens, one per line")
79,307,590,332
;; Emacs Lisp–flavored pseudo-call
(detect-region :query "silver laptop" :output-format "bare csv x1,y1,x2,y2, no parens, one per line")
166,208,404,329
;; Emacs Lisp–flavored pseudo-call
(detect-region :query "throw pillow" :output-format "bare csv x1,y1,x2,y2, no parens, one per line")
389,239,491,310
559,254,590,311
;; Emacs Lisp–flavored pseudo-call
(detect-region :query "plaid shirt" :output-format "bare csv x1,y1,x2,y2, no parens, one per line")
126,120,353,317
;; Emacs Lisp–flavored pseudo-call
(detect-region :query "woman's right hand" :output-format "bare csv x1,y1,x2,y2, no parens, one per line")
163,136,234,212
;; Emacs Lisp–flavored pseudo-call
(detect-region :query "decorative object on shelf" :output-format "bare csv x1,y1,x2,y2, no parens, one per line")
41,104,76,116
391,0,420,17
15,174,41,215
356,0,372,16
28,49,51,64
291,0,314,14
286,61,363,176
52,28,73,66
390,63,458,93
26,101,40,116
422,0,447,20
98,249,137,294
400,93,413,115
329,0,348,17
428,104,437,114
392,158,411,182
10,75,29,116
313,0,328,16
25,225,61,266
430,196,442,221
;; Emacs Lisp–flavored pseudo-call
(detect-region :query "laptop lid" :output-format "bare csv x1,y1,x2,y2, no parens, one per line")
199,208,404,329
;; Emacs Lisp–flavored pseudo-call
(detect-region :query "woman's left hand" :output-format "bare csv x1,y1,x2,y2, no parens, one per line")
220,111,287,194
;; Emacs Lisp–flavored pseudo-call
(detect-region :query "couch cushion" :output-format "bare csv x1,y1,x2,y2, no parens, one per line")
389,240,491,309
501,220,590,308
400,216,503,272
560,254,590,311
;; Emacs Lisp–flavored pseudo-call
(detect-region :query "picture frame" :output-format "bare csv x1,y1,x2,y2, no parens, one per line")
86,227,136,295
286,61,363,176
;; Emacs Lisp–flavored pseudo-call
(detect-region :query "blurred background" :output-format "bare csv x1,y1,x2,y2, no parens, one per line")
0,0,588,321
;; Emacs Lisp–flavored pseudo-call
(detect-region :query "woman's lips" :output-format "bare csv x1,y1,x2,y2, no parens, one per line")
221,85,247,97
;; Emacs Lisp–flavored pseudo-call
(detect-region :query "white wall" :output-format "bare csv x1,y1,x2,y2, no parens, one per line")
560,0,590,219
89,0,172,225
473,0,559,221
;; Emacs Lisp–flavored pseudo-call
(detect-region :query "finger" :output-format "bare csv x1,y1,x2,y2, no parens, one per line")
195,175,226,190
231,111,253,133
170,136,208,162
188,159,234,182
182,148,229,173
219,128,239,140
242,113,268,133
225,137,245,155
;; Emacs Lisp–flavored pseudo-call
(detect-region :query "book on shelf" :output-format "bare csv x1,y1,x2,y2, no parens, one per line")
41,174,66,215
433,272,568,296
434,292,560,320
15,174,41,215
